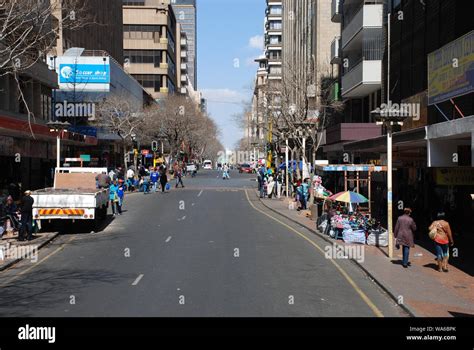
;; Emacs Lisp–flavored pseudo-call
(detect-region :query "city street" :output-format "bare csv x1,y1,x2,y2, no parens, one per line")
0,170,406,317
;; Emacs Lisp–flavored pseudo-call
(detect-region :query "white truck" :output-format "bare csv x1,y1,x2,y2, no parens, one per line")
31,167,109,229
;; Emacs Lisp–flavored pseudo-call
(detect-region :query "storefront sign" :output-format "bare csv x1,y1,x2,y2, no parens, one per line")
56,56,110,92
428,30,474,105
435,168,474,186
401,91,428,131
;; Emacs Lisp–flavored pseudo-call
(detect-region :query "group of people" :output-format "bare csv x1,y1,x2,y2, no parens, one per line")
257,166,284,200
394,208,454,271
0,190,35,241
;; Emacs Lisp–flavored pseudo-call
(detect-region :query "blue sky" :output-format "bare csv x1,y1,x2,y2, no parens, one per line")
197,0,266,150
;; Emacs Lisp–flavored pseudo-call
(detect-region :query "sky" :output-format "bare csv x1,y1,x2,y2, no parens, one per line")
197,0,266,150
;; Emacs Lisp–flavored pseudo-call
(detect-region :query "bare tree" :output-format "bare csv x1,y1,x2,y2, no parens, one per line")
94,95,145,173
0,0,92,137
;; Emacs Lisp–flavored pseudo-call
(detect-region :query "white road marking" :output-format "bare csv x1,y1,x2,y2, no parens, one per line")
165,236,172,243
178,216,186,221
132,274,144,286
197,190,203,197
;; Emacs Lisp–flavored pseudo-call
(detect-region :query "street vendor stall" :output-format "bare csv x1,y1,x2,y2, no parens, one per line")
314,164,387,218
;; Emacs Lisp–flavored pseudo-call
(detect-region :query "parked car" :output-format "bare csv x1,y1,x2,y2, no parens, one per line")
238,163,253,174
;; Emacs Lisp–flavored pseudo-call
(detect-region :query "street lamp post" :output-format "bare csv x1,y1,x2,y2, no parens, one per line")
47,121,71,170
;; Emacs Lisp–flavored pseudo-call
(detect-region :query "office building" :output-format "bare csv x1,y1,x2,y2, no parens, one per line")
123,0,179,99
171,0,197,89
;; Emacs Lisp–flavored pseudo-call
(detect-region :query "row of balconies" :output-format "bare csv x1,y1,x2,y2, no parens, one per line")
330,0,383,98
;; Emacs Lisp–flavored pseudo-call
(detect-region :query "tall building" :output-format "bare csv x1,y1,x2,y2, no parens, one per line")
52,0,124,64
171,0,197,89
265,0,283,83
123,0,179,99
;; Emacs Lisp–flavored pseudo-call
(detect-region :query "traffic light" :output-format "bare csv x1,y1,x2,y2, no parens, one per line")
151,140,158,152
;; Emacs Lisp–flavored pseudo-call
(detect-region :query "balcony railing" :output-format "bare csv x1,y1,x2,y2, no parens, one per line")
341,60,382,98
342,4,383,49
331,0,342,23
330,36,341,64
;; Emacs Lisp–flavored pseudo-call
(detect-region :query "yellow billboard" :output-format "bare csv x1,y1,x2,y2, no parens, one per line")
428,30,474,105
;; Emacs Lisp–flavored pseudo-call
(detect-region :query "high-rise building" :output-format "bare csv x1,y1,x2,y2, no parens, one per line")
52,0,124,64
171,0,197,89
265,0,283,82
122,0,179,99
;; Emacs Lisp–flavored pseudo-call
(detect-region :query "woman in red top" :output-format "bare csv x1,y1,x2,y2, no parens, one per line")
429,212,454,272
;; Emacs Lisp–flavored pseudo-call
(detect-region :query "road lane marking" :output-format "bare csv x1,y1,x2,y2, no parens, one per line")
178,216,186,221
0,236,76,288
165,236,172,243
132,274,144,286
244,190,384,318
198,190,203,197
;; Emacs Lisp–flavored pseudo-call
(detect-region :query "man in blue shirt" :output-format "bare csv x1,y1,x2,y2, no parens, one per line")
150,168,160,192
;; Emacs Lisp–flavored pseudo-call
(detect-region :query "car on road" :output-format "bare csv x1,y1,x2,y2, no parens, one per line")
203,160,213,170
238,163,253,174
186,163,197,172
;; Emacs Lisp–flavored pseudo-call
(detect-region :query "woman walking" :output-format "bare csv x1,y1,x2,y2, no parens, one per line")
394,208,417,268
429,212,454,272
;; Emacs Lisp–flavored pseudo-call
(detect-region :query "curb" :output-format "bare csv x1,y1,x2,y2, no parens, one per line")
254,192,418,317
0,232,60,272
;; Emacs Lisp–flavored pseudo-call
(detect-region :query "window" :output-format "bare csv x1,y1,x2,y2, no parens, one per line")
122,1,145,5
269,66,282,75
124,50,163,67
268,51,281,60
132,74,162,92
269,21,282,30
269,36,281,44
269,5,282,15
123,25,161,40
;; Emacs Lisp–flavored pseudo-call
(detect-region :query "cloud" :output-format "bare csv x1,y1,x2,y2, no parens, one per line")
248,35,264,50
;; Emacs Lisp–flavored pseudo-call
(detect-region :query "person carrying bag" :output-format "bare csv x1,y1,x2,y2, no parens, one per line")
428,212,454,272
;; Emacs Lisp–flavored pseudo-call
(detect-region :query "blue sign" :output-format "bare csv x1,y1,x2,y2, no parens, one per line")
59,64,110,84
68,126,98,137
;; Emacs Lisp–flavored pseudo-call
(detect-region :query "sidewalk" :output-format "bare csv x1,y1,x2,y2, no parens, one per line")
256,192,474,317
0,231,59,271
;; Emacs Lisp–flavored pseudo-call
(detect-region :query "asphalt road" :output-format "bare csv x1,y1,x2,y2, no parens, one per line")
0,170,406,317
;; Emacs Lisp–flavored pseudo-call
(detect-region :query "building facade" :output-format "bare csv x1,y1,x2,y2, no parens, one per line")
171,0,197,89
52,0,124,64
123,0,179,99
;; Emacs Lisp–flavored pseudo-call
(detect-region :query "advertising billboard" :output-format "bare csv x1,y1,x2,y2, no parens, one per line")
56,56,110,92
428,30,474,105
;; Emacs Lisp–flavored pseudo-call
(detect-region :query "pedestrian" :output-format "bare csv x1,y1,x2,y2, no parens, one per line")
108,168,117,182
159,166,168,193
19,190,34,241
150,167,160,192
95,171,110,189
394,208,417,268
117,182,125,213
222,163,230,180
429,212,454,272
257,166,265,198
127,167,135,183
3,195,19,233
175,166,185,188
109,180,121,215
267,174,275,198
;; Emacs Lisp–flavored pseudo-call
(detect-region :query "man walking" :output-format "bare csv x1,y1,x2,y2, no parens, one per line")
150,168,160,192
95,171,110,189
159,166,168,193
19,190,34,241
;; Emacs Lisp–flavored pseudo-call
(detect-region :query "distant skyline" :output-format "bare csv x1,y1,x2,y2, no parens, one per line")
197,0,265,150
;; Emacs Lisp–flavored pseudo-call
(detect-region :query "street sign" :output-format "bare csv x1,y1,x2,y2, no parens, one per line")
141,150,149,156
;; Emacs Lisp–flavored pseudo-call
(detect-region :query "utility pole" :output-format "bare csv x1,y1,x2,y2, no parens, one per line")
387,12,394,260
